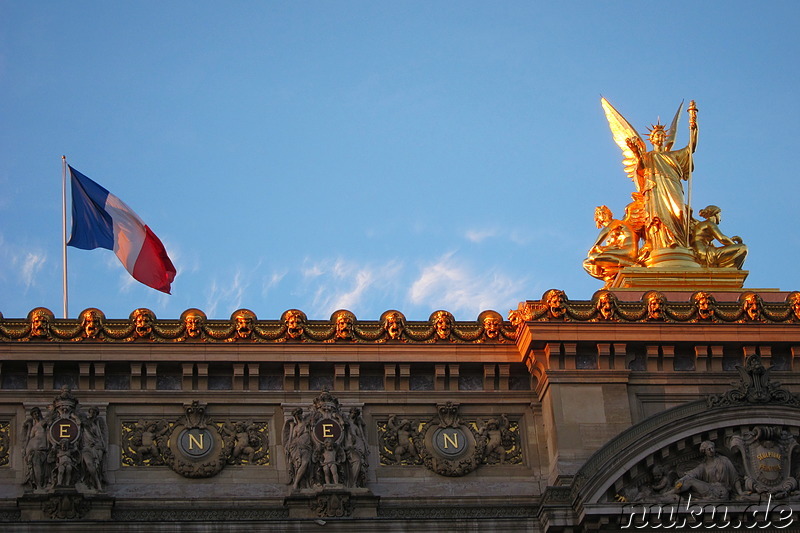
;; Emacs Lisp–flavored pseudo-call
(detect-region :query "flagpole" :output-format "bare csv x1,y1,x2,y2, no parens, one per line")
62,155,69,319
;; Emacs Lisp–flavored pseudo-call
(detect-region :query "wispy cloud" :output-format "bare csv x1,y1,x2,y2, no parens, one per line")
301,257,403,318
20,252,47,289
204,268,249,318
0,233,48,290
409,252,524,318
465,229,496,243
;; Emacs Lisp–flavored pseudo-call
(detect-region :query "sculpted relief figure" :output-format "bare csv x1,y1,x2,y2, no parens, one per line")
692,205,747,269
671,441,742,501
344,407,368,488
21,390,109,493
22,407,49,490
81,407,108,490
284,408,313,490
479,415,510,465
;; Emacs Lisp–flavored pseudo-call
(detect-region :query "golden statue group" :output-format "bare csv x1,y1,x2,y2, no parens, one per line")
584,98,748,286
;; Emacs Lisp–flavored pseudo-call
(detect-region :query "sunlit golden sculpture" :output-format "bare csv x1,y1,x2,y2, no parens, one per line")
602,97,697,252
583,205,640,284
589,97,748,287
692,205,747,268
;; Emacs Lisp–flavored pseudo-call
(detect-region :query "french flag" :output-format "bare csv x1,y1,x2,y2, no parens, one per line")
67,166,177,294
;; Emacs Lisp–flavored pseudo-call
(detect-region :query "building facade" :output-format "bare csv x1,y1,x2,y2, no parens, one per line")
1,288,800,531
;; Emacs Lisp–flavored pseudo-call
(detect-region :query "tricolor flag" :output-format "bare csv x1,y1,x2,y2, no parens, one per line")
67,166,176,294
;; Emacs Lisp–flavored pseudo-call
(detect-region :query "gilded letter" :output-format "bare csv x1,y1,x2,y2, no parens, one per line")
442,432,459,449
188,432,204,450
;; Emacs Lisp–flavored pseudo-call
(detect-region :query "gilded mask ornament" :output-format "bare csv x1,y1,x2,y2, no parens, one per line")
283,309,306,340
79,308,104,339
787,292,800,322
692,291,716,322
180,309,206,339
28,308,54,338
381,311,405,341
594,291,617,321
644,292,666,321
479,311,503,340
131,308,155,338
543,289,567,320
331,310,355,341
231,309,256,339
431,310,454,341
740,293,763,322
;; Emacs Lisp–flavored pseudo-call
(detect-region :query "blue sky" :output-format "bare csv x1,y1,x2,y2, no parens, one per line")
1,2,798,321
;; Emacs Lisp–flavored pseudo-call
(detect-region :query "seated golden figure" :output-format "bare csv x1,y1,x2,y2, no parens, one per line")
583,206,639,285
691,205,747,269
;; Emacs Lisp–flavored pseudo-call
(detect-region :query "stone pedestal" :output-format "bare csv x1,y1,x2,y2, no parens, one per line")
285,486,379,519
17,489,114,521
644,246,701,269
611,266,749,291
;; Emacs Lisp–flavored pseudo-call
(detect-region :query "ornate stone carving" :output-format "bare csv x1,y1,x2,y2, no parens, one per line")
708,354,800,408
379,404,522,475
476,414,522,465
21,387,108,493
120,403,269,476
41,493,92,519
282,390,369,491
310,491,352,518
730,426,798,498
511,290,800,324
379,415,423,466
670,440,743,501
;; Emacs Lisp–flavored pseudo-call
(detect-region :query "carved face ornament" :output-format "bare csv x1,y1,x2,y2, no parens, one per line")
597,293,615,320
744,294,761,321
695,293,714,320
334,313,353,339
30,311,50,337
81,311,101,338
234,313,254,338
384,313,403,339
789,293,800,320
647,294,664,319
546,291,566,318
285,311,304,339
184,314,203,338
133,310,153,337
434,312,452,339
483,317,500,338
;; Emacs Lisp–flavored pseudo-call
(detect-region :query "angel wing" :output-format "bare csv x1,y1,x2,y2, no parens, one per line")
664,100,684,151
601,97,645,191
